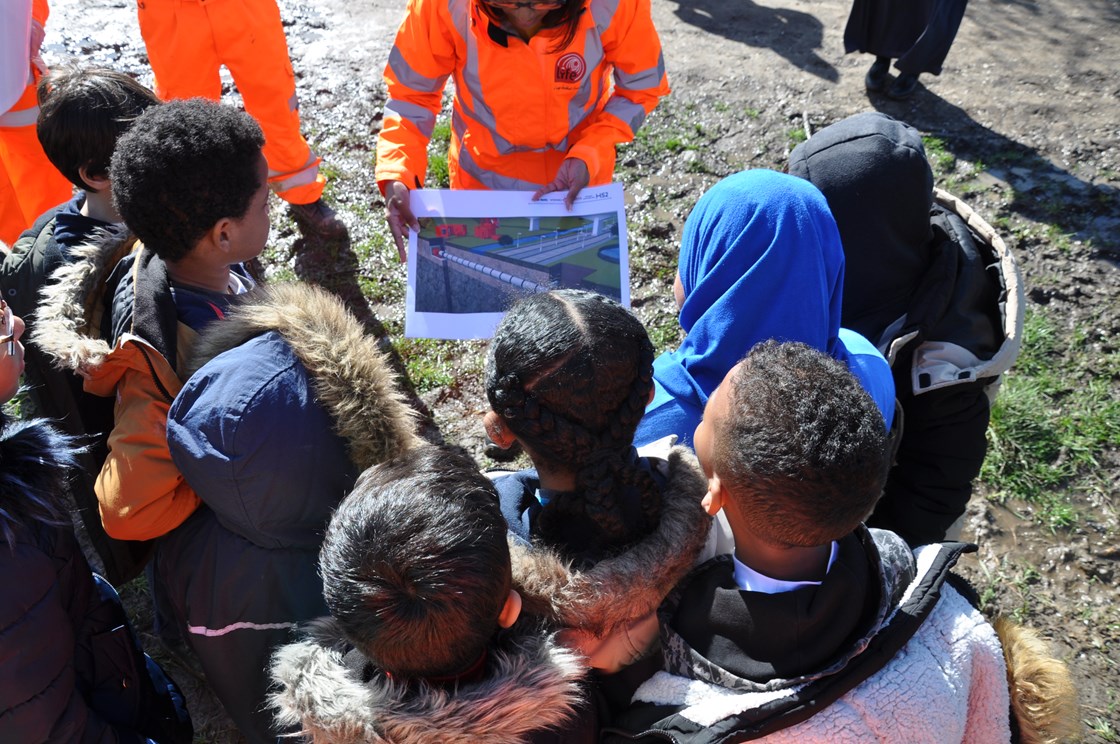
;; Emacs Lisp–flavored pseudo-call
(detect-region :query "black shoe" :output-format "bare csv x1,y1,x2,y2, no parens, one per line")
289,198,348,239
887,72,920,100
865,56,891,92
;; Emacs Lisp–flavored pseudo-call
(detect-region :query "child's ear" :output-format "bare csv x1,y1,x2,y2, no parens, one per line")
210,217,235,255
497,589,522,629
701,474,724,516
483,410,516,450
77,164,110,193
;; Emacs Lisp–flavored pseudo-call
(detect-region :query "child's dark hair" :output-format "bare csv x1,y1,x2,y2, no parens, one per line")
36,66,161,191
476,0,583,52
0,413,80,551
714,341,889,547
109,98,265,262
320,446,511,680
486,289,659,556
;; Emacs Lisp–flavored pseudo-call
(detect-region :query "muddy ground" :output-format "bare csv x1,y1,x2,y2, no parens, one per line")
45,0,1119,739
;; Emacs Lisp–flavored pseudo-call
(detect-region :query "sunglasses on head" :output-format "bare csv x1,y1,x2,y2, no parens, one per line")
484,0,564,9
0,299,14,356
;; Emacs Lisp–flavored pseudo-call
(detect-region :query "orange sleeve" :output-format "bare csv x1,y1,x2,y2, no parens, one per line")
374,0,457,190
32,0,49,26
92,353,200,541
566,0,669,181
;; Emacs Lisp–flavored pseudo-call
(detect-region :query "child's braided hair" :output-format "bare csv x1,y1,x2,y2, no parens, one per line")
486,290,660,555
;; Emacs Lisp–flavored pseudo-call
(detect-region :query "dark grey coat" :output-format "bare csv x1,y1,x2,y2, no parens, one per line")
843,0,968,75
0,417,190,743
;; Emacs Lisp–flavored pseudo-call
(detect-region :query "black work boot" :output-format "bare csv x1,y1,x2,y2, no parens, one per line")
865,56,891,92
887,72,921,100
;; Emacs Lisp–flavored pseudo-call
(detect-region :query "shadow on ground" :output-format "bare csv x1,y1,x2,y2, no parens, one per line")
867,91,1120,254
291,232,443,443
670,0,838,81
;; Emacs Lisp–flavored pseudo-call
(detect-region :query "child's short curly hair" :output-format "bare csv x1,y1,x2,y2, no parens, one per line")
715,341,889,547
109,99,265,262
36,66,160,191
320,446,512,680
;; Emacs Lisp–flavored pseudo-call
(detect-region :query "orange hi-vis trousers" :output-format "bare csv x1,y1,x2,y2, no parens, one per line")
137,0,324,205
0,76,72,245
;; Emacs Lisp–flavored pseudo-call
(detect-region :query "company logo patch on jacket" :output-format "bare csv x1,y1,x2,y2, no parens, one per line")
555,53,586,83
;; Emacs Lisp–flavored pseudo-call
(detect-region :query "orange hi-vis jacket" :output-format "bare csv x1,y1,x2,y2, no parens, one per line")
375,0,670,191
0,0,72,245
136,0,324,205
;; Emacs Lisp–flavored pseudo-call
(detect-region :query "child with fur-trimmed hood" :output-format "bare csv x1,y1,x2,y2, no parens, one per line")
271,446,595,744
156,283,423,743
605,342,1076,744
483,290,713,676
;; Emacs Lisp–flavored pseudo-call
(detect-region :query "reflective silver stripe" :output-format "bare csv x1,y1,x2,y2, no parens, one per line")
453,104,561,156
564,28,605,141
457,0,619,155
0,105,39,128
458,0,560,155
452,107,468,142
604,96,646,133
269,152,321,191
387,46,448,93
188,621,298,637
456,142,544,190
590,0,621,30
458,15,511,152
386,98,437,138
615,52,665,90
448,0,469,31
288,91,299,111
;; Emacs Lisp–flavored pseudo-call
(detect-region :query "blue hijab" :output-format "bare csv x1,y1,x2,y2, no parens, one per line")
635,170,893,447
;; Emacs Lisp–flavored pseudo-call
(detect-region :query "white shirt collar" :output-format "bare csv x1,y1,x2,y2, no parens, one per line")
731,541,839,594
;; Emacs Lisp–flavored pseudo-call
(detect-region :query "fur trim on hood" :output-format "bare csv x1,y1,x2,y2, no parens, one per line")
271,618,587,744
510,445,710,636
32,229,135,372
994,617,1079,744
184,283,423,467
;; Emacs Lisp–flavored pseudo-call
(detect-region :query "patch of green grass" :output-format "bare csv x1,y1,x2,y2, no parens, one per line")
787,127,807,145
2,392,23,418
629,114,706,157
973,556,1050,623
1088,716,1120,743
987,148,1029,167
318,160,344,183
744,107,761,119
357,265,405,306
353,229,401,267
1044,223,1076,254
394,338,456,393
426,119,452,188
648,320,682,354
922,135,956,176
981,308,1120,529
393,338,481,394
661,136,686,153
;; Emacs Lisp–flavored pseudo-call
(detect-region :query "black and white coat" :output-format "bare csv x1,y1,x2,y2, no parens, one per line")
603,533,1012,743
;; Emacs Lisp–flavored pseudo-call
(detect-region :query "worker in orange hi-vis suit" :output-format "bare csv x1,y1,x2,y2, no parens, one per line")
375,0,669,261
135,0,346,238
0,0,72,246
